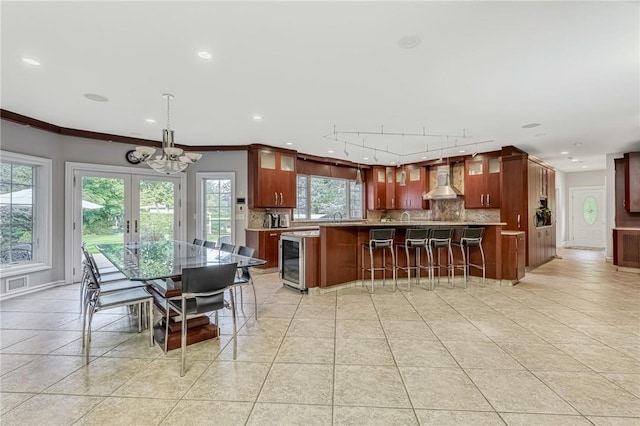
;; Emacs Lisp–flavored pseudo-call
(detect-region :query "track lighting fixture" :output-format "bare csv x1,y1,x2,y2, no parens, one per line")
373,149,378,162
343,142,349,157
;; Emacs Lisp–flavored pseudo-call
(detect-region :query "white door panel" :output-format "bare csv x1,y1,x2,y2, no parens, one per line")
570,186,605,248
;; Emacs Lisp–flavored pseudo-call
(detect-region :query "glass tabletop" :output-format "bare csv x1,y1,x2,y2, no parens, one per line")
96,240,265,281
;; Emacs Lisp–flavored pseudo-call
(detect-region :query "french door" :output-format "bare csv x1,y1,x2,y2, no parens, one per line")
67,163,185,283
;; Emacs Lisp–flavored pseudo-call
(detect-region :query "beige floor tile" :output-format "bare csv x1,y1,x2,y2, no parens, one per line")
499,413,593,425
554,343,640,373
294,303,336,320
334,406,418,425
55,313,123,331
499,342,591,372
0,329,42,349
258,363,333,404
334,365,411,408
0,394,102,425
74,396,178,426
336,304,379,320
389,339,458,368
50,331,134,357
427,320,491,341
1,355,87,392
275,336,334,364
44,356,153,396
466,369,578,414
602,373,640,398
587,416,640,426
161,400,253,425
535,371,640,417
102,332,165,359
112,358,208,398
238,317,291,336
257,303,299,319
248,402,333,425
0,354,40,376
443,341,524,370
218,334,283,362
522,323,599,344
400,366,492,411
184,361,271,401
287,318,335,338
414,409,504,425
1,330,82,354
471,320,545,343
610,344,640,361
0,392,34,415
336,319,385,339
163,335,232,361
336,338,394,365
381,320,437,340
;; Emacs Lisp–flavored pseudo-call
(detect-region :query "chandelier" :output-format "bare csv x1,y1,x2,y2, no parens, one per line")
133,93,202,174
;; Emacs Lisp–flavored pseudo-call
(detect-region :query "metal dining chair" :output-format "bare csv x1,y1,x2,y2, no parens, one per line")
166,263,239,376
219,242,236,253
203,240,216,249
234,246,258,319
192,238,205,246
82,258,154,362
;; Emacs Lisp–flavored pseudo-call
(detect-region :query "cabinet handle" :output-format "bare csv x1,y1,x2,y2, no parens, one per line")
134,220,138,233
274,192,278,205
377,198,380,208
517,214,521,229
279,192,283,205
409,199,412,207
487,194,490,206
481,194,484,206
392,198,394,209
126,220,130,233
269,233,277,237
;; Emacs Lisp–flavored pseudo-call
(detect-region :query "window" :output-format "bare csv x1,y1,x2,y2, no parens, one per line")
0,151,51,276
294,175,363,220
196,172,234,245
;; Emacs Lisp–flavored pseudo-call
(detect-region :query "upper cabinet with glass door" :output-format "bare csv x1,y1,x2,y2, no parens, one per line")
248,146,297,208
464,153,501,209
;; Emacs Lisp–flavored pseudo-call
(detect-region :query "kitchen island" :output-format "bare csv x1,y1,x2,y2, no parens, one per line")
317,222,507,289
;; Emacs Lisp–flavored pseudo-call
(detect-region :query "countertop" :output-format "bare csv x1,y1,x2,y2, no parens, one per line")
502,230,525,236
245,226,319,232
247,222,506,231
281,230,320,238
613,227,640,231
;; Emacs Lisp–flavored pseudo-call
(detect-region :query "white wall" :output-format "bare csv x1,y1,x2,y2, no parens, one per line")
554,170,566,247
0,119,248,293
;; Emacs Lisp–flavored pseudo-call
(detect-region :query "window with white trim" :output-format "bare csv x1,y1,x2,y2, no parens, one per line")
294,175,363,220
0,151,51,276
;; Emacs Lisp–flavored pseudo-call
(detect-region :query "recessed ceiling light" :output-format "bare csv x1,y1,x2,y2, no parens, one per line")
197,51,213,60
421,156,427,160
581,165,588,168
390,161,396,165
21,57,41,66
574,141,583,147
84,93,108,102
398,35,421,49
459,150,466,153
252,115,262,120
145,118,156,123
534,133,547,137
327,150,334,154
285,142,293,146
571,158,579,162
521,123,541,129
560,151,569,155
363,157,369,160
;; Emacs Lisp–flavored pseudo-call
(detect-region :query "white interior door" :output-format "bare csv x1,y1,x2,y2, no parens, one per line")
570,186,605,248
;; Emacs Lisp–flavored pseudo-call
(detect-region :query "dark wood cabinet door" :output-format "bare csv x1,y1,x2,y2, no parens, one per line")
249,149,297,208
256,150,280,207
264,230,282,268
278,153,297,208
385,168,396,210
485,157,501,208
366,167,387,210
625,152,640,212
465,158,485,208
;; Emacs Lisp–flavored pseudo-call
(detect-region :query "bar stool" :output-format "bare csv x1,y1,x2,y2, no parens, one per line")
429,227,454,289
452,227,486,287
395,228,430,292
361,228,396,294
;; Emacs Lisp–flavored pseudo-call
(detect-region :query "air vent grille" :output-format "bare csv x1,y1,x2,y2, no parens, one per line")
6,276,29,292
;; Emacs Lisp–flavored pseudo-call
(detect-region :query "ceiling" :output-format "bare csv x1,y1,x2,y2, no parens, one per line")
2,1,639,172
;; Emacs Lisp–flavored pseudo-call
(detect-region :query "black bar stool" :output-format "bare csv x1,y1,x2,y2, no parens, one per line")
429,227,454,289
453,227,486,287
361,228,396,294
395,228,430,292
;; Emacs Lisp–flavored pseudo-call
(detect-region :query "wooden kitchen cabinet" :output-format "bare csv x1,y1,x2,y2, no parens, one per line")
366,166,387,210
465,154,501,208
386,168,396,209
245,229,283,268
502,231,525,282
624,152,640,213
248,146,297,208
395,165,428,210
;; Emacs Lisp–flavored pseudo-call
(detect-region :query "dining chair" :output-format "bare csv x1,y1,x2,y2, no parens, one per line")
81,242,127,282
192,238,205,246
82,258,154,361
165,263,238,376
80,244,146,314
234,246,258,319
203,240,216,249
219,242,236,253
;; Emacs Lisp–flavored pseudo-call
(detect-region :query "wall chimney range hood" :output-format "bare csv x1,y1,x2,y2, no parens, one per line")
423,165,462,200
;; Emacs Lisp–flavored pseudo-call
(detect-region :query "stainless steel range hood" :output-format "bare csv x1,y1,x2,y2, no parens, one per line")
423,165,462,200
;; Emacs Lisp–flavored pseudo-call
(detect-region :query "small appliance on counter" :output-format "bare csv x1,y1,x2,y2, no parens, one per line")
278,213,290,228
263,213,279,229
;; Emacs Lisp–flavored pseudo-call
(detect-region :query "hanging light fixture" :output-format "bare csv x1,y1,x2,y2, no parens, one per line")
355,137,363,185
399,135,406,186
133,93,202,174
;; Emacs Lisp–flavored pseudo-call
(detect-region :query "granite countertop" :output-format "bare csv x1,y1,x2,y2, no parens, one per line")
319,221,507,227
245,226,319,232
281,230,320,237
502,230,525,235
614,227,640,231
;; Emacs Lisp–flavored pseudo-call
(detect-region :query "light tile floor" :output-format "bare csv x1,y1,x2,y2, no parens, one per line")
1,248,639,425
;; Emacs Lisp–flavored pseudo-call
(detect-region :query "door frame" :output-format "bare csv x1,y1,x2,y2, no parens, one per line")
568,185,605,248
64,162,187,283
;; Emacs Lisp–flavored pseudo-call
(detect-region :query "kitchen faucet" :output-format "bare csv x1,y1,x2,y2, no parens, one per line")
333,211,344,222
400,211,410,223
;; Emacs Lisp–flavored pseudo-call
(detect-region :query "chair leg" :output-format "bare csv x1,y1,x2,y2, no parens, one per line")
369,246,375,294
215,311,220,340
229,289,238,361
148,300,154,347
405,245,411,292
86,304,97,362
180,298,187,377
460,244,467,289
390,246,397,292
479,244,486,287
137,303,142,333
250,279,258,320
164,304,170,353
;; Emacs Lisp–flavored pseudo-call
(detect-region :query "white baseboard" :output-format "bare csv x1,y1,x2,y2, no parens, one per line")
0,280,67,301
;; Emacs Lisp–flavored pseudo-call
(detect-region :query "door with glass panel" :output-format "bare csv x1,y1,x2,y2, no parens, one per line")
73,170,181,282
202,176,233,245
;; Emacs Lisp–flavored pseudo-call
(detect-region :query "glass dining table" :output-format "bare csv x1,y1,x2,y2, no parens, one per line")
96,240,266,350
